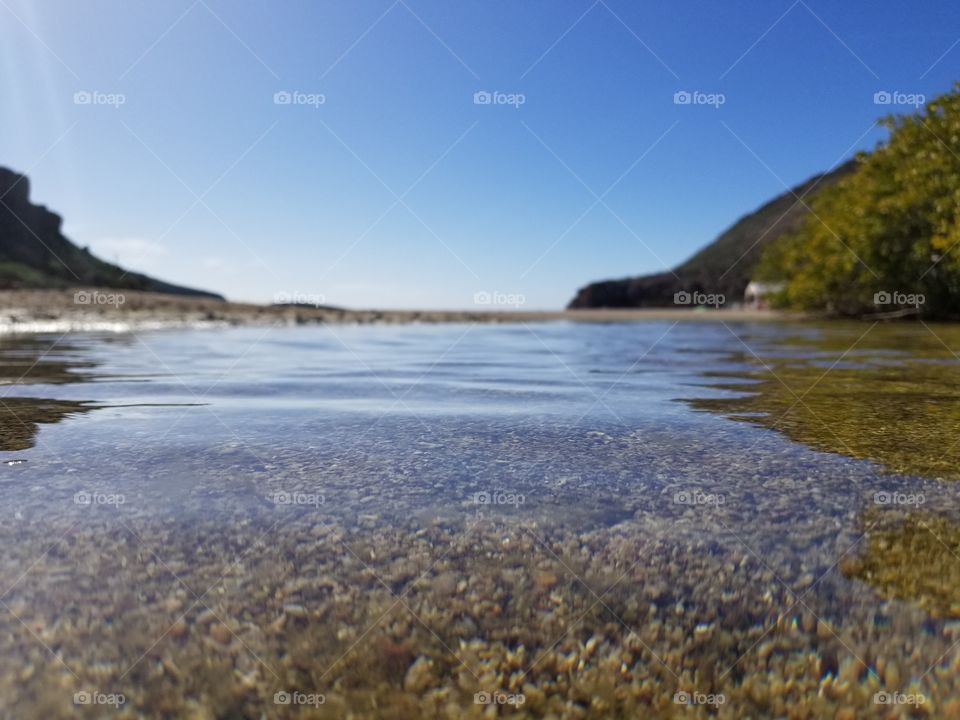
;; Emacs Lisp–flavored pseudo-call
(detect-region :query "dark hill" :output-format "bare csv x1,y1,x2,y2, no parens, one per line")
0,167,222,299
568,161,857,308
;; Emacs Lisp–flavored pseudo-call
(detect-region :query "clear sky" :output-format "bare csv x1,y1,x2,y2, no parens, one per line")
1,0,957,309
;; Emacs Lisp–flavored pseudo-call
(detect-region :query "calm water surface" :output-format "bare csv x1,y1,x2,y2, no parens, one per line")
1,321,958,718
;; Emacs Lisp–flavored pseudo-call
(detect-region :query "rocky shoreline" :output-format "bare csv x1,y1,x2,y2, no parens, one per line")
0,289,796,334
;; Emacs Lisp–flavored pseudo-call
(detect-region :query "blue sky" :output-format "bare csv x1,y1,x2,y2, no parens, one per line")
2,0,958,309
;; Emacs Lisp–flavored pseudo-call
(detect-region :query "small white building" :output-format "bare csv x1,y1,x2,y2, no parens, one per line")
744,281,784,309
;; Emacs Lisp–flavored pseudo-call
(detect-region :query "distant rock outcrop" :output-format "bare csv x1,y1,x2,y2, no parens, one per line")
568,161,857,308
0,167,222,299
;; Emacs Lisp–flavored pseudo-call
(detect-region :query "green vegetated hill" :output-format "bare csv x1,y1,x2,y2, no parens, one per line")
755,83,960,319
567,161,856,308
0,167,222,299
571,82,960,319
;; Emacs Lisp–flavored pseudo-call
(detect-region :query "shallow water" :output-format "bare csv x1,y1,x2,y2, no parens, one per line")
1,321,959,718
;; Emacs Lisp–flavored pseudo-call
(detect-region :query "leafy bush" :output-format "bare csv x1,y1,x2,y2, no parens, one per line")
757,83,960,318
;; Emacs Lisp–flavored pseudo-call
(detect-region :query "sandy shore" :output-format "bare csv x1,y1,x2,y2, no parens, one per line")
0,289,798,333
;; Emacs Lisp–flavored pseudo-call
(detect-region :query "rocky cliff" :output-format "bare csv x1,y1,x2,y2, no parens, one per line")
0,167,222,299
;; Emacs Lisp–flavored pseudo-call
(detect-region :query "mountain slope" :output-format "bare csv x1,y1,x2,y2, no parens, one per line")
0,167,222,299
568,160,857,308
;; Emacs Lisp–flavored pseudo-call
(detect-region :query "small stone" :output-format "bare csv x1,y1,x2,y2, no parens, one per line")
164,596,183,612
283,603,308,618
169,620,188,639
162,657,182,679
403,656,434,692
884,661,900,688
209,623,232,645
267,614,286,633
432,572,458,595
535,572,558,591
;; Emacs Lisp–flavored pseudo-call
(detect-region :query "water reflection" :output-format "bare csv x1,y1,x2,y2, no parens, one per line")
687,322,960,480
0,335,96,451
0,398,93,452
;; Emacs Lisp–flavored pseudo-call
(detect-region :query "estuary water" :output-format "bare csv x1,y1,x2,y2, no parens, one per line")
1,320,958,718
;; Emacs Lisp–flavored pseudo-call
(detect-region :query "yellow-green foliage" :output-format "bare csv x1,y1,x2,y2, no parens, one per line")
757,83,960,317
